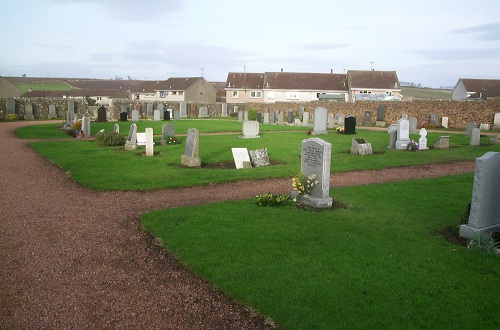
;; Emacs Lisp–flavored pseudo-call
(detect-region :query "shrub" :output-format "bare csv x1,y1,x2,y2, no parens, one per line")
4,114,18,121
255,193,295,207
71,121,82,131
95,131,126,146
247,109,257,121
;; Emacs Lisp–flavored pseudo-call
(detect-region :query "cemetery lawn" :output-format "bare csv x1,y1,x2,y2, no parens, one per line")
141,174,500,330
22,122,500,190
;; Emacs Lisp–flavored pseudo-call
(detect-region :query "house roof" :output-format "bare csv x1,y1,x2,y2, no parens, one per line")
347,70,400,90
263,72,348,91
21,89,128,98
132,77,216,93
131,81,161,93
225,73,264,89
458,78,500,98
0,77,20,97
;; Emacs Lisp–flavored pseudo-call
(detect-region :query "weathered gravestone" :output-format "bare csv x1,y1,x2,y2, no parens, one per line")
25,102,34,120
299,107,304,118
376,105,386,126
113,123,119,134
270,110,276,124
459,152,500,239
161,123,175,145
350,138,373,155
344,116,356,134
409,117,418,134
158,103,164,114
303,111,310,126
173,109,180,120
287,110,293,124
222,103,228,117
125,124,138,150
250,149,271,167
441,117,449,129
296,138,333,208
387,124,397,149
465,122,477,137
493,113,500,130
278,111,284,125
153,110,161,121
131,110,139,122
6,98,15,114
311,107,327,135
180,101,187,118
241,120,260,138
419,128,428,150
82,114,91,138
395,117,410,150
68,100,75,115
364,111,371,125
181,128,201,167
145,128,154,156
433,136,450,149
263,108,269,124
237,110,243,122
429,114,438,125
147,103,153,119
198,106,209,118
231,148,252,169
97,105,107,122
470,128,481,146
328,113,335,129
479,123,490,130
48,104,57,119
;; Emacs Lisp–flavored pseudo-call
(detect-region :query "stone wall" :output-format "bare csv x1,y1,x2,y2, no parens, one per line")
1,97,499,129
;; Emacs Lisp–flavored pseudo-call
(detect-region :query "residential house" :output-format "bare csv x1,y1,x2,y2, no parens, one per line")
225,73,265,104
347,70,401,102
131,77,217,103
452,78,500,100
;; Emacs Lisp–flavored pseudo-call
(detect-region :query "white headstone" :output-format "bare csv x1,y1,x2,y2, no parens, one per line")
153,110,161,121
395,118,410,150
241,120,260,138
441,117,449,128
418,128,428,150
470,128,481,146
311,107,328,135
136,133,146,146
327,113,335,129
237,110,243,122
145,128,154,156
113,124,119,134
493,113,500,129
302,111,310,126
132,110,139,122
479,123,490,130
82,115,91,138
231,148,252,169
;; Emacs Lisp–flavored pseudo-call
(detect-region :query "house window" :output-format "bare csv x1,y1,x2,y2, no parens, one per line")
172,91,177,95
232,91,239,98
250,91,262,98
159,91,166,98
287,92,299,100
179,91,183,95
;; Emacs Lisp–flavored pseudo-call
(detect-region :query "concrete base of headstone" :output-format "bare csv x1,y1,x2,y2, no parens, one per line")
376,121,386,127
296,194,333,209
181,155,201,167
395,140,409,150
125,142,137,150
350,138,373,155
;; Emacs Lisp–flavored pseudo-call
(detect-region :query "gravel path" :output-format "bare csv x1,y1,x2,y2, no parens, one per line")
0,121,475,329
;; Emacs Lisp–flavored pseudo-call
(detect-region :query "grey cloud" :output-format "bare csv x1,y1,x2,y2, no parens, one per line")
411,48,500,61
450,22,500,41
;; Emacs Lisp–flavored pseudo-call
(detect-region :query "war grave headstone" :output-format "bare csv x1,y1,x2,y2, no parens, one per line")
6,98,15,114
364,111,371,125
132,110,139,122
433,136,450,149
459,152,500,239
429,114,438,125
113,123,119,134
82,114,91,138
222,103,228,117
278,111,284,125
344,116,356,134
180,101,188,118
493,113,500,130
125,124,138,150
287,110,293,124
419,128,428,150
470,128,481,146
350,138,373,155
376,105,386,126
145,128,154,156
409,117,418,134
250,149,271,167
25,102,34,120
198,106,209,118
48,104,57,119
161,123,175,145
237,110,243,122
479,123,490,130
173,109,180,120
97,105,107,122
136,132,147,146
256,112,262,123
395,117,410,150
241,121,260,139
153,109,160,121
387,124,397,149
296,138,333,208
441,117,449,129
311,107,327,135
181,128,201,167
465,122,477,137
327,113,335,129
146,103,153,119
231,148,252,169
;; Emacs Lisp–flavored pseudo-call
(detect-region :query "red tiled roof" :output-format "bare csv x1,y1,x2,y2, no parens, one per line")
459,78,500,98
263,72,347,91
225,73,264,89
21,89,129,98
347,70,400,90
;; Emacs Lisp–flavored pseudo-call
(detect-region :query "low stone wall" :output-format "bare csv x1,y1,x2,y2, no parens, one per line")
1,97,499,129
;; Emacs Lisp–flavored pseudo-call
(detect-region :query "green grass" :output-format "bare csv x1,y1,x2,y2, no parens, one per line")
23,123,500,190
141,174,500,329
401,87,452,100
16,81,74,95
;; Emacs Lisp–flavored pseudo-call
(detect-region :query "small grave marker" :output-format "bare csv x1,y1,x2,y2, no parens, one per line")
433,136,450,149
250,149,271,167
418,128,428,150
232,148,252,169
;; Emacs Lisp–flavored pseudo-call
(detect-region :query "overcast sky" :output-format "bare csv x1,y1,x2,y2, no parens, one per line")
1,0,499,87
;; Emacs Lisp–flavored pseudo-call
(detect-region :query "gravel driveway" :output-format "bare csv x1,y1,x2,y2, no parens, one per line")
0,121,474,329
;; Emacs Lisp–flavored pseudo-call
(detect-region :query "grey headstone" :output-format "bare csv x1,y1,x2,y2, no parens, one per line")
364,111,371,125
278,111,284,125
241,120,260,139
433,136,450,149
250,148,271,167
181,128,201,167
6,98,15,114
25,102,34,120
287,110,293,124
299,107,304,118
263,112,269,124
237,110,243,122
311,107,327,135
153,110,161,121
256,112,262,123
48,104,57,119
222,103,228,117
459,152,500,238
387,124,397,149
465,122,477,137
158,103,165,112
161,123,175,144
429,114,438,125
409,117,417,134
198,106,209,118
233,105,238,114
82,115,91,138
244,111,249,121
180,102,187,118
68,100,75,114
125,124,137,150
173,109,180,120
327,113,335,129
147,103,153,118
376,106,385,121
470,128,481,146
493,113,500,129
395,117,410,150
303,111,310,126
131,110,139,122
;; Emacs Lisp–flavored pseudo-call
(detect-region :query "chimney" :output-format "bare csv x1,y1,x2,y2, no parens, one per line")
331,69,333,74
281,68,283,72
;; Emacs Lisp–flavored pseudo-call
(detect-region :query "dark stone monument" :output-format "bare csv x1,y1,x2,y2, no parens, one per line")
287,110,293,124
256,112,262,123
97,105,107,122
164,110,171,120
429,114,438,125
120,111,128,122
344,116,356,134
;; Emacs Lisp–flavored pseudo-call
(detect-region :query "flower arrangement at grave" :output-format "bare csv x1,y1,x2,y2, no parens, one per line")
166,136,179,145
336,126,345,134
407,140,419,151
292,173,319,196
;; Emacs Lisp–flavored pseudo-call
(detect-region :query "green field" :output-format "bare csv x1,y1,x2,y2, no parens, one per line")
16,81,74,95
401,87,452,100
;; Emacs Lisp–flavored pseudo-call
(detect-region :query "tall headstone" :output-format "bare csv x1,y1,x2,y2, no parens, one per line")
241,120,260,138
270,110,276,124
158,103,165,113
221,103,228,117
97,105,107,122
181,128,201,167
82,114,91,138
338,114,346,127
395,117,410,150
409,117,418,134
376,105,385,126
131,110,139,122
145,127,154,156
302,111,310,126
173,109,180,120
327,113,335,129
164,109,171,121
24,102,34,120
459,152,500,239
153,109,161,121
68,100,75,114
441,117,449,129
237,110,243,122
161,123,175,145
298,107,304,118
263,109,269,124
48,104,57,119
465,122,477,137
256,112,262,123
287,110,293,124
278,111,284,125
470,128,481,146
113,123,119,134
125,124,137,150
344,116,356,134
180,101,187,118
311,107,327,135
6,98,15,114
364,111,371,125
147,103,153,119
387,124,397,149
493,113,500,130
297,138,333,208
244,110,249,121
418,128,428,150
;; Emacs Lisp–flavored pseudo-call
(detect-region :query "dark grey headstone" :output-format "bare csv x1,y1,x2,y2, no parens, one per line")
287,110,293,123
97,105,107,122
429,114,438,125
344,116,356,134
376,106,385,121
6,98,15,114
465,122,477,137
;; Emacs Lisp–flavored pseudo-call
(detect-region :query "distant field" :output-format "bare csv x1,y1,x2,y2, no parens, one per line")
16,82,74,95
401,87,452,100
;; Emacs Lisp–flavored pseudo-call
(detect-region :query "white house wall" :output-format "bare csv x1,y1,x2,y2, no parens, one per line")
451,81,468,100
